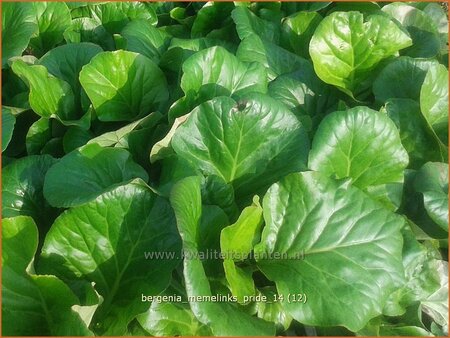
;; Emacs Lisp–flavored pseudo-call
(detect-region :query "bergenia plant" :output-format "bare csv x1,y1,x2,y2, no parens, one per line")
2,1,448,336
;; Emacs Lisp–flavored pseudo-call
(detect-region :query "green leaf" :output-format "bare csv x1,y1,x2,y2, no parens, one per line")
191,2,235,38
359,314,433,337
2,107,16,151
3,216,92,336
420,3,448,53
150,114,188,163
256,287,293,332
11,60,74,118
160,37,235,73
137,301,211,336
84,2,157,34
39,43,103,113
382,3,441,58
79,50,168,121
403,169,448,239
414,162,449,232
231,6,280,42
1,2,37,68
171,94,309,198
281,11,322,58
201,175,238,219
29,2,72,57
384,99,442,168
11,60,90,128
309,106,408,191
197,204,229,276
421,260,448,327
181,46,267,99
309,11,412,97
268,70,338,126
43,143,148,208
385,225,448,326
89,112,162,147
63,17,115,50
255,172,405,331
384,226,436,315
221,196,263,259
40,180,180,335
221,197,263,301
373,57,438,103
327,2,381,15
62,127,93,153
237,33,310,80
222,260,255,304
2,155,58,227
41,137,64,158
281,2,331,14
121,19,171,63
420,64,449,145
26,117,52,155
170,177,275,336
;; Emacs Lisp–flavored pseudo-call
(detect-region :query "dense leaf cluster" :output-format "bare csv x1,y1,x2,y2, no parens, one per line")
2,2,448,336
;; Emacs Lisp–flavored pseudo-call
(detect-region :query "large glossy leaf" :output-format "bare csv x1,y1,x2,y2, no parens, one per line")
373,57,438,103
2,107,16,152
221,196,263,259
190,2,235,38
384,99,442,167
180,46,267,99
79,50,168,121
419,3,448,54
137,300,211,336
43,143,148,208
121,20,171,63
382,3,441,58
39,43,103,112
309,106,408,191
170,177,275,336
171,94,309,198
309,11,412,97
268,76,311,118
255,172,405,331
3,216,92,336
2,155,58,227
414,162,448,232
267,69,338,127
40,180,180,335
281,11,322,58
420,64,448,145
231,6,280,42
29,2,72,57
11,60,75,118
84,2,157,34
160,37,236,73
237,33,310,80
63,17,115,51
1,2,37,68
